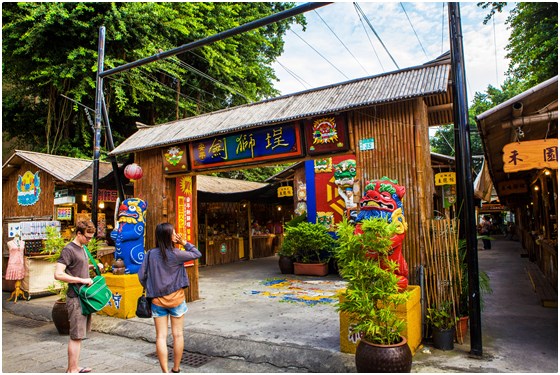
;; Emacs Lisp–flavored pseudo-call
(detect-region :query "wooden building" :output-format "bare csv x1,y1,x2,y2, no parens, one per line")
476,76,558,290
110,53,456,298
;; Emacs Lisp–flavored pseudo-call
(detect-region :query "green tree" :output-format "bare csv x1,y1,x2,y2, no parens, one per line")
478,2,558,90
2,3,304,158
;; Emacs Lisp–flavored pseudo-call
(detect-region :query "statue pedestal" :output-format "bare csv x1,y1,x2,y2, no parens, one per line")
339,285,421,355
98,274,143,319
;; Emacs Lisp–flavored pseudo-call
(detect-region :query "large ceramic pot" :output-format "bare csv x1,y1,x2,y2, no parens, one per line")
52,300,70,335
432,326,455,350
278,256,294,274
293,262,328,276
355,336,412,373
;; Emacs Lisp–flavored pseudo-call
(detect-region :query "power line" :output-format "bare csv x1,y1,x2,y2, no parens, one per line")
492,16,500,87
353,4,385,72
313,9,369,75
276,60,312,90
400,3,429,60
353,2,399,70
290,29,350,80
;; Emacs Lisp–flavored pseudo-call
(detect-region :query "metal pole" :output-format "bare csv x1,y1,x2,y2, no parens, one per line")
101,98,126,202
448,3,483,357
92,26,106,233
99,2,331,78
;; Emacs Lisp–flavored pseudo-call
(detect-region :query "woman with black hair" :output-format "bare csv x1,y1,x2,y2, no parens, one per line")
138,223,201,373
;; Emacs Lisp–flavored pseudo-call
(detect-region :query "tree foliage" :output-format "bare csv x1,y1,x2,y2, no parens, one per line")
2,2,304,159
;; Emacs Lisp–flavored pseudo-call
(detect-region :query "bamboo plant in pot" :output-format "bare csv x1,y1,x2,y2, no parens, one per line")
282,221,336,276
336,217,412,373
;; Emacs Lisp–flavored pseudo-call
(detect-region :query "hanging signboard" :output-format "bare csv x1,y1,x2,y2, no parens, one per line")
176,176,195,267
497,179,528,196
163,145,188,173
435,172,456,186
189,122,303,170
502,139,558,173
87,189,118,202
303,115,350,155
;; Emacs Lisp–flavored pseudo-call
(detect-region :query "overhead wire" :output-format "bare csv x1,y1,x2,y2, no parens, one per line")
441,2,445,54
290,29,350,80
353,3,385,72
400,3,429,60
353,2,399,70
313,9,369,75
275,60,312,91
492,16,500,86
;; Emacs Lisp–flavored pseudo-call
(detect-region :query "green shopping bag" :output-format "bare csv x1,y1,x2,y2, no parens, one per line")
72,245,112,315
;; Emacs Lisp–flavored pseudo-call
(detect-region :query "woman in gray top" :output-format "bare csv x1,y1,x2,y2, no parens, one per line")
138,222,201,373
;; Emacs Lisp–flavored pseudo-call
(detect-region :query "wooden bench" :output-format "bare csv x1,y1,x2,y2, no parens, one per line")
526,262,557,308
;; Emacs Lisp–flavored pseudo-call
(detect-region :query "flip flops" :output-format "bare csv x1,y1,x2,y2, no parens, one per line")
78,368,92,373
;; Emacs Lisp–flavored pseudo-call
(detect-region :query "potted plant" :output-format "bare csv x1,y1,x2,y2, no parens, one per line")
276,215,306,274
281,221,336,276
41,226,100,334
426,301,457,350
336,217,412,373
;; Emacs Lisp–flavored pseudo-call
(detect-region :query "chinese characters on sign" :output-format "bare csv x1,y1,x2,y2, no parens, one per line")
176,176,193,243
189,123,303,170
87,188,118,202
502,139,558,172
435,172,456,186
497,180,528,196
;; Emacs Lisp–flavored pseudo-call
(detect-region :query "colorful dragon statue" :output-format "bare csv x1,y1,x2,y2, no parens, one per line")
110,198,147,274
333,159,358,209
355,177,409,291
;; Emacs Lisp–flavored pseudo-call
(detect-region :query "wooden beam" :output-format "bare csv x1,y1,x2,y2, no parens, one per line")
428,103,453,113
501,111,558,128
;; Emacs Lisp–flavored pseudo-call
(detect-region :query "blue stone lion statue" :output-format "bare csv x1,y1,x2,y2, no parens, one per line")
110,198,147,274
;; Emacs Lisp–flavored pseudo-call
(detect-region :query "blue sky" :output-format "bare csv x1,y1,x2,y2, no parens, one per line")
272,2,515,104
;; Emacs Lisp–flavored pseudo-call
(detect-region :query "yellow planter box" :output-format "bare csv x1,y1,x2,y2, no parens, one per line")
98,274,144,319
339,285,421,355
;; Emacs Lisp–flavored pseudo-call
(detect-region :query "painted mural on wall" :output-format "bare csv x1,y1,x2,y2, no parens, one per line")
354,177,409,291
295,180,307,216
111,198,147,274
314,155,358,225
17,171,41,206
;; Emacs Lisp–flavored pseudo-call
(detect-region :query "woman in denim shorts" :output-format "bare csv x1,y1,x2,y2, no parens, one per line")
138,223,202,373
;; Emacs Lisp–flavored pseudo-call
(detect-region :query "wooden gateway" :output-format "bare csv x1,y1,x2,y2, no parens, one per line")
110,53,456,301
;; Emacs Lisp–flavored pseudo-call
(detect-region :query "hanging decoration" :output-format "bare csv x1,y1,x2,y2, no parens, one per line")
277,185,293,197
124,163,143,182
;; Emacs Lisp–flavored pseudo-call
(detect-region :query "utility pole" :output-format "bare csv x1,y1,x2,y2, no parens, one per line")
448,2,483,357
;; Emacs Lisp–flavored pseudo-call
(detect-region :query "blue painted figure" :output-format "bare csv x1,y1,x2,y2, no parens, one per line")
110,198,147,274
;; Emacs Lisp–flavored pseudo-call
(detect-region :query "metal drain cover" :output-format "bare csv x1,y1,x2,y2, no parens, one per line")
147,351,213,368
6,318,49,328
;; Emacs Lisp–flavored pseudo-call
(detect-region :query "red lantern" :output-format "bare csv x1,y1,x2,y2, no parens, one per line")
124,163,143,182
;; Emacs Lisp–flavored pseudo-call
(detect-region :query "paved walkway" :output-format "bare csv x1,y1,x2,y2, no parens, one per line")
2,235,557,372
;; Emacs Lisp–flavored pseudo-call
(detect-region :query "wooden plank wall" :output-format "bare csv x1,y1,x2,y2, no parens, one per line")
350,99,433,283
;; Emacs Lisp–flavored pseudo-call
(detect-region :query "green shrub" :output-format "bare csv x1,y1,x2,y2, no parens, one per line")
281,221,335,263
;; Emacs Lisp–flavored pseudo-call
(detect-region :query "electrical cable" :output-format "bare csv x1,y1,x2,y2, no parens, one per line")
290,29,350,80
353,2,399,69
313,9,369,75
441,2,445,54
400,3,429,60
492,16,499,87
276,60,312,90
353,3,385,72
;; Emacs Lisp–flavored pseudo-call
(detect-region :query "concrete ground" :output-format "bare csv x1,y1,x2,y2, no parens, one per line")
2,235,557,373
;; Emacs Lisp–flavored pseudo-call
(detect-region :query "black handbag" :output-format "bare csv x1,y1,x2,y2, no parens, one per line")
136,252,152,318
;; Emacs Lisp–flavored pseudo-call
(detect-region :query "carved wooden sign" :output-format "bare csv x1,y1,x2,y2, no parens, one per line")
502,139,558,173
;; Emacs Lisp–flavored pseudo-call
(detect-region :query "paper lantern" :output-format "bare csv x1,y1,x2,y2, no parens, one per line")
124,163,143,182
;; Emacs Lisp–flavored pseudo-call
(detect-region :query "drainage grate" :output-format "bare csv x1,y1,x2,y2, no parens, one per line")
146,351,213,368
6,318,49,328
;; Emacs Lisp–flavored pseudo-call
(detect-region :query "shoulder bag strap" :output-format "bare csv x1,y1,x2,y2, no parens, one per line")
70,245,100,295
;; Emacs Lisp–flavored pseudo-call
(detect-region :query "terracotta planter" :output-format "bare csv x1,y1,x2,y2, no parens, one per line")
355,336,412,373
456,316,468,344
293,262,328,276
52,300,70,335
278,256,294,274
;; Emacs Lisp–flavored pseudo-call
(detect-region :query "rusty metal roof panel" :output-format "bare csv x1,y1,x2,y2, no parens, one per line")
111,62,450,155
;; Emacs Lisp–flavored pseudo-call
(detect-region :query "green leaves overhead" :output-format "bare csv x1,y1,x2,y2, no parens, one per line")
3,2,304,157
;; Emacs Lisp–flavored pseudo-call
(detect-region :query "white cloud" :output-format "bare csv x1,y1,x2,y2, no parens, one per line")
272,2,514,104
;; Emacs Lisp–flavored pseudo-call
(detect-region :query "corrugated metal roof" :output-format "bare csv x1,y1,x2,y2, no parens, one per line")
2,150,114,184
197,175,268,194
111,60,450,156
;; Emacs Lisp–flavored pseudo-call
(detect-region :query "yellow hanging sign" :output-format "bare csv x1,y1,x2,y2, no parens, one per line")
435,172,456,186
277,186,293,197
